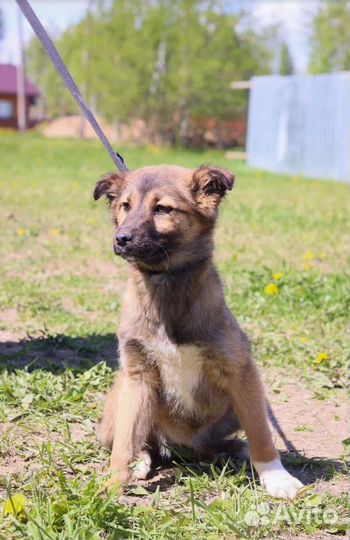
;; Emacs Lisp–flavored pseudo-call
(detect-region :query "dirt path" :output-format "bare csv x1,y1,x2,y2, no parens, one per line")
265,375,348,497
267,381,347,459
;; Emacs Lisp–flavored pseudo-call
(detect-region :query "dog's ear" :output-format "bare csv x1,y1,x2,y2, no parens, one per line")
93,172,126,203
191,165,235,217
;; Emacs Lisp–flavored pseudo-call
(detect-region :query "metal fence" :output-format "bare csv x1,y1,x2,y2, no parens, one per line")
247,72,350,182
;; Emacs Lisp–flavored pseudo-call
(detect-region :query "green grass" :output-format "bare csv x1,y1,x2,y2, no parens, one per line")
0,131,348,539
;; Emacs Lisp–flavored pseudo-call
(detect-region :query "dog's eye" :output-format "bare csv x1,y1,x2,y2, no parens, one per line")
121,202,130,211
154,204,173,215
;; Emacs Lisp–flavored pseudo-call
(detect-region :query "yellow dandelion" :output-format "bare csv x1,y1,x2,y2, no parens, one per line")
17,228,26,237
319,251,328,259
315,352,329,364
273,272,283,281
255,170,262,177
291,175,300,182
50,228,61,237
303,251,315,261
302,262,311,271
300,337,309,344
264,283,279,296
4,493,27,515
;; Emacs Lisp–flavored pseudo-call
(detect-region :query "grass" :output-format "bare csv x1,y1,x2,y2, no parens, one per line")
0,131,348,539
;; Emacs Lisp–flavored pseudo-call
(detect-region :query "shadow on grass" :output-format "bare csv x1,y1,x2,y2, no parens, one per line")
129,451,348,497
0,333,118,372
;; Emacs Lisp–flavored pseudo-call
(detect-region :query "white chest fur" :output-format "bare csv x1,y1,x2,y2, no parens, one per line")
148,328,203,411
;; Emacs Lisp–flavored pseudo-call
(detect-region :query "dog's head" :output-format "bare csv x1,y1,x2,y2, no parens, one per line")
94,164,234,272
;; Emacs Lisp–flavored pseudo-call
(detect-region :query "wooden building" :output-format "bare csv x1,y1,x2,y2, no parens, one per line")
0,64,40,129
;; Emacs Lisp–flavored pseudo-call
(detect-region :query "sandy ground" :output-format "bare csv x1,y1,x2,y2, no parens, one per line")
267,380,347,460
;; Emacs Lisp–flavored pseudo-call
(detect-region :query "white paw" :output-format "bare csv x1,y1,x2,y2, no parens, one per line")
131,451,152,480
260,469,304,499
254,458,304,500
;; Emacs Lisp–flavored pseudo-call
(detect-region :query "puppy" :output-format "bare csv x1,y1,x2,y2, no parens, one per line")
94,164,303,499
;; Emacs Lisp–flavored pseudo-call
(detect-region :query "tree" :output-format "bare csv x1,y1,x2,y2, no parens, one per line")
26,33,76,117
279,42,294,75
26,0,274,145
309,0,350,73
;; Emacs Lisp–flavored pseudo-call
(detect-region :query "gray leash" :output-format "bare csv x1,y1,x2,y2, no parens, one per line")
15,0,128,173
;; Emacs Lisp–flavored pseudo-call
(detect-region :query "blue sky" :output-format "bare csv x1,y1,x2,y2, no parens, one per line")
0,0,319,73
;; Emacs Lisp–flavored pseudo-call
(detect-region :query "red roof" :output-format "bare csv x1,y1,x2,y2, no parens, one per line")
0,64,40,97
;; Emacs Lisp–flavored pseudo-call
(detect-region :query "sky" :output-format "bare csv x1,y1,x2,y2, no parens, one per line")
0,0,320,73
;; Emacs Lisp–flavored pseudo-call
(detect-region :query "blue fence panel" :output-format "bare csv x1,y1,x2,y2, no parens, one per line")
247,73,350,182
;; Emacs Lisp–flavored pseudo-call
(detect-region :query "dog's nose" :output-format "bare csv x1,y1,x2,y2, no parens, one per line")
116,232,133,247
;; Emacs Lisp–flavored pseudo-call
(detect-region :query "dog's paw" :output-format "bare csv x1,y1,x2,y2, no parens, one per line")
254,458,304,500
131,451,152,480
260,469,304,499
105,468,131,492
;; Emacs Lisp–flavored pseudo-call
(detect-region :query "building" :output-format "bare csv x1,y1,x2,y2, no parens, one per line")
0,64,40,129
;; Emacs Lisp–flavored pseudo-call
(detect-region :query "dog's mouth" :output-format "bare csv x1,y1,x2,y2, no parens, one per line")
113,241,170,264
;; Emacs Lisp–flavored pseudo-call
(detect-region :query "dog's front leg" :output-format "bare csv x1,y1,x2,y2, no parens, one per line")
228,357,303,499
108,368,155,488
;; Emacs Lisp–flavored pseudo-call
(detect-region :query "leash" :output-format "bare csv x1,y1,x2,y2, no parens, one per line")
15,0,128,173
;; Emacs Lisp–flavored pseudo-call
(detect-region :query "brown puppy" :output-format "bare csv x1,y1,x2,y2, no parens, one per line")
94,164,303,499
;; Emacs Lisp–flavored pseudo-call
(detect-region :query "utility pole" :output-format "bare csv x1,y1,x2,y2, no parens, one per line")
16,5,27,131
80,0,93,139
